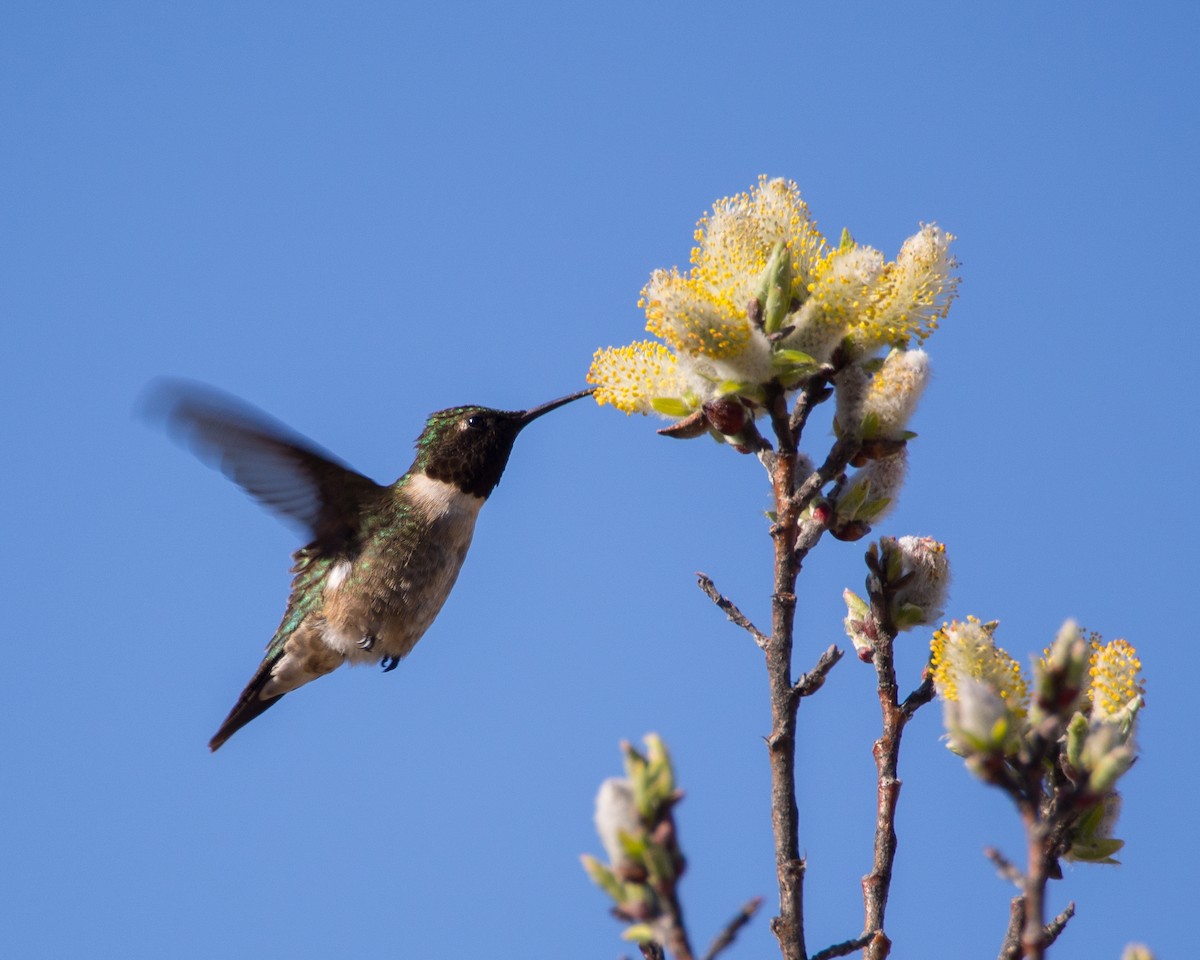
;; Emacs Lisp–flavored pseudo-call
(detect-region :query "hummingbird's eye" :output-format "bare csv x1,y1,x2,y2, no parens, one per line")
465,414,486,430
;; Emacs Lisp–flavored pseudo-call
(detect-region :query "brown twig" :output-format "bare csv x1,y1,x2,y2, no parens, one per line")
791,435,860,516
861,609,903,960
696,573,768,650
788,366,835,437
985,846,1025,888
809,933,874,960
1044,902,1076,948
859,547,934,960
701,378,842,960
700,897,763,960
997,897,1023,960
997,898,1074,960
899,674,935,721
762,382,807,960
793,645,844,698
659,889,695,960
1020,796,1052,960
646,807,694,960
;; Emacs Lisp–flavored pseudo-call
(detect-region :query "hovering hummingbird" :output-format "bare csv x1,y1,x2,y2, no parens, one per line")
146,380,592,751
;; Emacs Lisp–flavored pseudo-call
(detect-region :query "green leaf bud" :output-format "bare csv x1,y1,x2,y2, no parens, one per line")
581,855,628,903
621,924,657,944
1066,711,1089,772
757,240,794,334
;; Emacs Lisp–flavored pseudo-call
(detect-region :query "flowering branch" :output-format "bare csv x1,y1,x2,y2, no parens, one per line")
583,737,696,959
839,537,950,956
931,620,1145,958
580,175,1151,959
580,177,1178,960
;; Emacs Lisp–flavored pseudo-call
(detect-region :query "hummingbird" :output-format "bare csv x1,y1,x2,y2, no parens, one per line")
146,380,593,751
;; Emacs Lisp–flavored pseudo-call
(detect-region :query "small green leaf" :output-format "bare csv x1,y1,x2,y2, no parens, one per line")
843,589,869,618
643,839,677,884
772,348,816,367
651,397,692,417
1088,749,1134,794
893,603,927,629
621,924,657,944
839,227,855,251
858,497,892,521
581,855,626,902
1066,712,1088,772
617,830,647,862
1069,837,1125,863
859,410,882,440
837,482,868,519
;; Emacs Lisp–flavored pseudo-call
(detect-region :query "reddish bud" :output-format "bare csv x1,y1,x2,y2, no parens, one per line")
657,409,709,439
702,397,748,436
830,520,872,542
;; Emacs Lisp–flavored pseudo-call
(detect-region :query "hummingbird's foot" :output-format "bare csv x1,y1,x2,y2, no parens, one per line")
380,656,400,673
357,635,376,651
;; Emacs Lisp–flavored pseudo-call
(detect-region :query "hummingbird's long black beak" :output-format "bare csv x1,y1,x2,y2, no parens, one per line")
516,387,595,425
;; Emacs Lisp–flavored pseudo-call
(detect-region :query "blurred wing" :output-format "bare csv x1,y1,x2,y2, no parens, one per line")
142,379,384,546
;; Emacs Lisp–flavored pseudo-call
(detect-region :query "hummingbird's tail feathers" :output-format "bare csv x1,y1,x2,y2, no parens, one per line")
209,624,343,751
208,657,287,752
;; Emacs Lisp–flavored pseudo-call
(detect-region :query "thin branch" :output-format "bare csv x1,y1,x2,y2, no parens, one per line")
763,382,807,960
985,847,1025,888
997,897,1023,960
701,897,763,960
997,899,1075,960
1020,791,1051,960
860,551,925,960
792,644,844,698
809,933,874,960
644,809,695,960
899,674,935,721
791,435,860,515
696,573,768,650
659,892,695,960
1044,902,1076,949
788,367,835,439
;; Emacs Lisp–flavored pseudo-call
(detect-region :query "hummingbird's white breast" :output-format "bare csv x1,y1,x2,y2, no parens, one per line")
318,473,486,664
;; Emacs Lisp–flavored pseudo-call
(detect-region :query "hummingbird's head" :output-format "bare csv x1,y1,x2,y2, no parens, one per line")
414,388,592,498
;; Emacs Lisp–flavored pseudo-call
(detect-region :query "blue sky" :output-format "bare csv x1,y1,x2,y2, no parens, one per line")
3,2,1196,957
